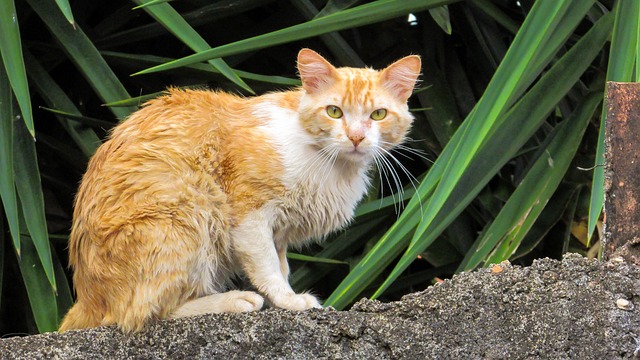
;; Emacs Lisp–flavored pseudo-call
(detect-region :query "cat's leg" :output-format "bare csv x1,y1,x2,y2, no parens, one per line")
170,291,264,318
276,243,290,279
233,210,321,311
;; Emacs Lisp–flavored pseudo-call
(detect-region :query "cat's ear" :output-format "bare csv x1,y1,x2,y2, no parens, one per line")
297,49,337,94
380,55,421,102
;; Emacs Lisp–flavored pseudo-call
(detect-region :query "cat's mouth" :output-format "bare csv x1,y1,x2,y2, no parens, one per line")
342,146,370,162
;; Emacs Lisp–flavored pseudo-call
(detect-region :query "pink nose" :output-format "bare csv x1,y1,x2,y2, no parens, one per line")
348,134,365,147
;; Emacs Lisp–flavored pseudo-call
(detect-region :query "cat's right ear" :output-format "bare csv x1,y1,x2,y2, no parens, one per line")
297,49,337,94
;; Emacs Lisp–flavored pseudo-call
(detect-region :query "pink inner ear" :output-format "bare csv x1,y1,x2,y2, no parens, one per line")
297,49,337,93
382,56,421,101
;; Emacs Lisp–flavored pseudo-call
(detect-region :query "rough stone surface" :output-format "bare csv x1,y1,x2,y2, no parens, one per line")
1,254,639,359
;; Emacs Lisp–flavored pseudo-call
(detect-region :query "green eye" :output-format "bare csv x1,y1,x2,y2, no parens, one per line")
371,109,387,121
326,105,343,119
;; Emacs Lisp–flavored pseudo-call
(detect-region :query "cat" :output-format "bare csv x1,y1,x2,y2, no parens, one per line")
58,49,421,332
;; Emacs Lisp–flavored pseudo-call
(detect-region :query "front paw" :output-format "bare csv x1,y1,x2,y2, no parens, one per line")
270,293,322,311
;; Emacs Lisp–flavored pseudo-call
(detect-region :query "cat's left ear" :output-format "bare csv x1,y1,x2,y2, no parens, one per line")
380,55,422,102
297,49,338,94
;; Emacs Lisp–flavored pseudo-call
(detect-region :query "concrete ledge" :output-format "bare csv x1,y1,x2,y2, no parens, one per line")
1,254,639,359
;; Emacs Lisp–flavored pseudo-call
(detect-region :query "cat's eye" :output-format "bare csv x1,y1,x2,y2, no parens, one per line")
370,109,387,121
326,105,343,119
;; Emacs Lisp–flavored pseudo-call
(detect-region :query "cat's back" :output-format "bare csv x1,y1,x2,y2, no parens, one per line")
73,90,258,235
106,89,246,156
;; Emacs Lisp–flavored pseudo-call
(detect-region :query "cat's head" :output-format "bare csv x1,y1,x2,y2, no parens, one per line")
297,48,421,164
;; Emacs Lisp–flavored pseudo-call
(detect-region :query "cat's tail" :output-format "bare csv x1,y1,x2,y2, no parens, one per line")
58,302,102,332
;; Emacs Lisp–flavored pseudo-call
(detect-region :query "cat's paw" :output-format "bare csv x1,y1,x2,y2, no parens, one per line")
228,291,265,313
270,293,322,311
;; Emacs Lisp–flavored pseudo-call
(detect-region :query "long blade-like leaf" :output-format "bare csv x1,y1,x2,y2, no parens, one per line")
134,0,460,75
26,0,136,120
13,111,56,291
102,51,300,86
24,51,101,157
53,246,73,326
0,56,20,251
464,92,600,269
132,0,254,93
15,221,58,332
53,0,75,25
380,0,573,296
588,0,639,245
0,215,3,310
287,253,348,265
0,0,33,137
325,9,613,309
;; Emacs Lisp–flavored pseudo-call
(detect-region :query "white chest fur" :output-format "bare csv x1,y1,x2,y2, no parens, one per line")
256,102,370,246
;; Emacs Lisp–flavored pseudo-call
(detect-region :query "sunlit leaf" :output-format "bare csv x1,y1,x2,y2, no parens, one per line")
135,0,459,75
325,8,612,308
464,92,600,269
378,0,576,297
132,0,254,94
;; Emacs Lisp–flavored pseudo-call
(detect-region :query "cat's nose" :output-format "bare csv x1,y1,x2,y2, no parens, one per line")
348,134,365,147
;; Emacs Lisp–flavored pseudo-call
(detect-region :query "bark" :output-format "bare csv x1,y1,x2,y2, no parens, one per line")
604,81,640,265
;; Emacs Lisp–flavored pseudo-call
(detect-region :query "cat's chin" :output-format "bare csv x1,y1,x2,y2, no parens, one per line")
340,148,372,164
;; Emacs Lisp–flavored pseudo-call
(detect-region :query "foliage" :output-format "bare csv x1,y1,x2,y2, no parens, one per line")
0,0,636,335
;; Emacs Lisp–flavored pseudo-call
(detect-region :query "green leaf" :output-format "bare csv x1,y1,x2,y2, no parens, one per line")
134,0,460,75
429,5,452,35
0,0,34,137
39,107,115,131
511,184,579,260
291,218,387,292
26,0,136,120
0,210,4,310
53,246,73,325
291,0,365,66
53,0,75,25
287,253,348,265
464,92,600,269
132,0,173,10
0,56,20,252
380,0,575,297
132,0,254,94
472,0,519,35
325,8,613,309
13,112,56,292
101,51,301,86
15,232,58,332
588,0,639,245
24,50,101,157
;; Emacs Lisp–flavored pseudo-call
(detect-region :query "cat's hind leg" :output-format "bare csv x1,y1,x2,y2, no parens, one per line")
170,291,264,318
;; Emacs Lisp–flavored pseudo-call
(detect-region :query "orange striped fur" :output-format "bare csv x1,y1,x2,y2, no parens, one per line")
59,49,421,332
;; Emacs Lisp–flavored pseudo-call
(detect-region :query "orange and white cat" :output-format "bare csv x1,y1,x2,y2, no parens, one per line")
59,49,421,332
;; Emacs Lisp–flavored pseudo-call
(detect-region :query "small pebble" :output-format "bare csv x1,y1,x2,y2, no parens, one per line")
616,298,633,311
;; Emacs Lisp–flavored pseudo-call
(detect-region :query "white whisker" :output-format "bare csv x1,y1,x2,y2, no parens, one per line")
379,140,433,164
371,152,393,210
373,143,425,216
372,147,404,214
